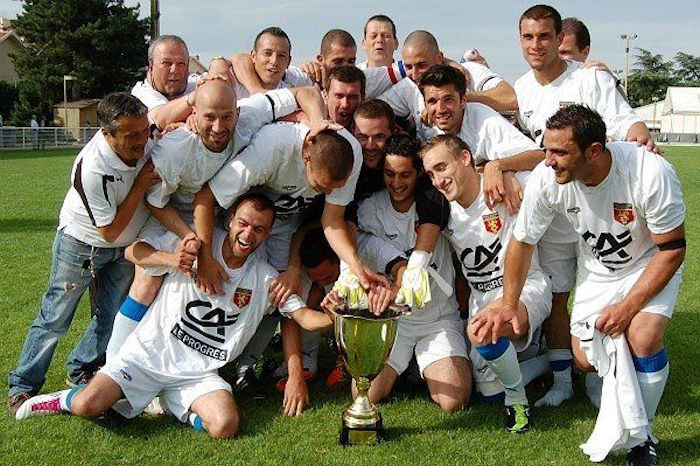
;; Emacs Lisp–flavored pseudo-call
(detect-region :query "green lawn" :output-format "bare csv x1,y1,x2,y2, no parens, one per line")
1,147,699,465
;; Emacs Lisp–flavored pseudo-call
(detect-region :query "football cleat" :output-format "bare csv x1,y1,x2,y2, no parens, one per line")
15,392,65,420
626,439,659,466
505,403,531,433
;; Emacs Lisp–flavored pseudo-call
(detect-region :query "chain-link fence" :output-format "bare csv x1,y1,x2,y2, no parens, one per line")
0,127,99,150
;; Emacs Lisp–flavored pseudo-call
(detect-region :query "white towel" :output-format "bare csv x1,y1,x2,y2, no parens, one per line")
572,317,648,463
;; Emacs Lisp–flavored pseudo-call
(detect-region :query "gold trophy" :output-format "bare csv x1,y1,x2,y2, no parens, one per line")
334,305,403,446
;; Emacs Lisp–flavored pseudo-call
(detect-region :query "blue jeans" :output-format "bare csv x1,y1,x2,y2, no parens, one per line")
8,230,134,396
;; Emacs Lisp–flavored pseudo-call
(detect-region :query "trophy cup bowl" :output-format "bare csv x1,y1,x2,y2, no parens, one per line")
334,305,403,446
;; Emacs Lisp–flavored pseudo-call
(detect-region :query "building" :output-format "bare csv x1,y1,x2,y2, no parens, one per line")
0,17,26,84
53,99,100,139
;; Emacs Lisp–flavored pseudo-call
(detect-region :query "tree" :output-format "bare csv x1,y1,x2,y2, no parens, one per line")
674,52,700,85
626,48,676,107
9,0,149,125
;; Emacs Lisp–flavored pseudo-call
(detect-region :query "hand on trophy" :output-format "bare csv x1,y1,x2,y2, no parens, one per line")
332,261,369,310
396,251,432,309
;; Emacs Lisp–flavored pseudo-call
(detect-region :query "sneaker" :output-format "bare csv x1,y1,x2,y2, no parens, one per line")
15,392,64,420
235,368,266,400
7,393,30,415
275,369,316,392
325,362,350,390
505,404,531,433
626,439,659,466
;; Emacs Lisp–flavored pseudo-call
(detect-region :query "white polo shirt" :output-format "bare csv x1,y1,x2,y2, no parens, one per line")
131,74,199,110
58,131,153,248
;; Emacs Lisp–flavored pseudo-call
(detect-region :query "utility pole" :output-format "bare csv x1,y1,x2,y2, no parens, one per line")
150,0,160,39
620,33,637,95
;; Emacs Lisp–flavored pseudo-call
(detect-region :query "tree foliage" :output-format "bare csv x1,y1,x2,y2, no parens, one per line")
9,0,149,125
627,48,700,107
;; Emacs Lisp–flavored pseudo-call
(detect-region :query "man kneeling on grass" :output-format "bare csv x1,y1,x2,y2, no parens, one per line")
15,192,334,439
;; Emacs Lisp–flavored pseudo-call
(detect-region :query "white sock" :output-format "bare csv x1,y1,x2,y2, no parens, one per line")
637,363,669,424
535,349,574,407
106,312,140,361
477,339,527,406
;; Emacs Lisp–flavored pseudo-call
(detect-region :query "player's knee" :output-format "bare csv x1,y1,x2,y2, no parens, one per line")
626,329,664,357
69,391,102,417
129,274,162,304
466,323,487,346
438,389,470,413
205,412,239,439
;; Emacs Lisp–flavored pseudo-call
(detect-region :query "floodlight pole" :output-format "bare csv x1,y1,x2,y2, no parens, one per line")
151,0,160,38
620,33,637,95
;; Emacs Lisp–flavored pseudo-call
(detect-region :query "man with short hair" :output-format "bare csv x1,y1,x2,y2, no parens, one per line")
420,134,552,432
358,14,399,69
15,193,335,437
7,93,160,414
354,134,472,413
493,105,684,464
324,65,366,129
515,4,654,408
559,17,590,62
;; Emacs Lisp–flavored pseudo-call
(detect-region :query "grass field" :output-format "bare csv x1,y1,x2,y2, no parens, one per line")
0,146,698,465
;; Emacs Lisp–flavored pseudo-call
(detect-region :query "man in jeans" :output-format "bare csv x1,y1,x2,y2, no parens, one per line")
7,93,160,414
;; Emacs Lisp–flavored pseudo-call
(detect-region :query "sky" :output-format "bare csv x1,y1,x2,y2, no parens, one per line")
2,0,699,83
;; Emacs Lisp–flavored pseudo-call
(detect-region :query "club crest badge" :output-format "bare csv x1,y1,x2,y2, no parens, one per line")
233,288,252,309
613,202,635,226
483,212,502,234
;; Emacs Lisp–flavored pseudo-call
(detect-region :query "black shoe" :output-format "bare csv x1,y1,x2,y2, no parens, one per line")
235,368,266,400
626,439,659,466
505,403,531,433
7,393,31,415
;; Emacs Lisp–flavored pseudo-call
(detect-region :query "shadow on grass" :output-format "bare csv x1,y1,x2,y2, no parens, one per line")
0,218,57,233
0,149,77,161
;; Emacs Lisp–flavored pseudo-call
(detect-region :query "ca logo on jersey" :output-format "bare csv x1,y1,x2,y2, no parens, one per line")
482,212,502,234
613,202,635,226
233,288,252,309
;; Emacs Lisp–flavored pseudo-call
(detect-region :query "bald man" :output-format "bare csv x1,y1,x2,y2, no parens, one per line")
105,79,323,362
401,30,517,112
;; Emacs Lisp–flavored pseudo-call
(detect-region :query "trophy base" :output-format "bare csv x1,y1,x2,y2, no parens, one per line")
339,415,386,446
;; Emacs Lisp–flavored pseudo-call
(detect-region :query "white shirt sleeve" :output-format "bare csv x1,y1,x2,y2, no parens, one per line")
236,88,298,142
586,69,642,140
378,78,419,118
461,61,504,92
364,62,407,98
512,162,557,244
283,66,314,87
638,152,686,234
358,232,406,275
131,81,169,110
480,106,541,159
79,162,120,228
325,129,363,206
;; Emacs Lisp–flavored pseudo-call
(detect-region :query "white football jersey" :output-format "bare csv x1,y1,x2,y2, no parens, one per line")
281,63,406,99
515,60,641,144
208,122,362,224
130,74,199,110
513,142,685,281
123,229,305,378
442,174,545,311
357,189,458,324
460,61,504,92
58,131,153,248
146,89,298,217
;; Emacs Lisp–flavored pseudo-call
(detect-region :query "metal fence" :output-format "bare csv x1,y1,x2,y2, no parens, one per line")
0,126,99,150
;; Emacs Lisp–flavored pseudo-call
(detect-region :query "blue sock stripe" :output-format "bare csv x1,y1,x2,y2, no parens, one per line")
65,384,86,410
192,415,205,432
633,349,668,373
119,296,149,321
475,337,510,361
551,359,573,372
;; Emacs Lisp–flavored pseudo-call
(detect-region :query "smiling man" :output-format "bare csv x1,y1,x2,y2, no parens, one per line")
15,193,334,438
514,4,654,408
